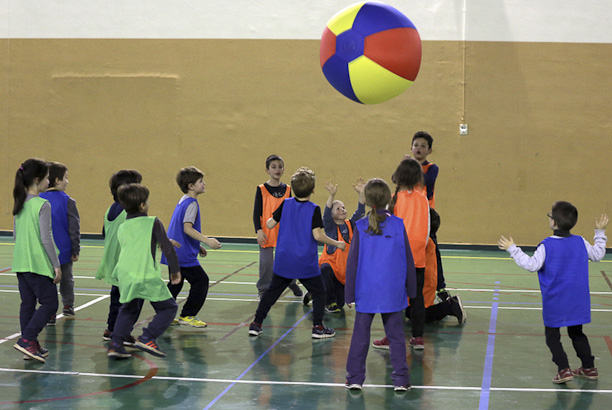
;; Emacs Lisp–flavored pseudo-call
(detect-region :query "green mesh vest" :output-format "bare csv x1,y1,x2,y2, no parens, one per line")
111,216,172,303
13,197,56,279
95,207,127,285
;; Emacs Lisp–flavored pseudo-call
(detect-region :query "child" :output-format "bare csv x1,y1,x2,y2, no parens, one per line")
248,167,346,339
252,154,302,298
304,179,365,312
40,161,80,320
107,183,181,359
388,158,430,350
499,201,608,384
162,166,221,328
344,178,416,391
96,169,143,344
12,159,62,363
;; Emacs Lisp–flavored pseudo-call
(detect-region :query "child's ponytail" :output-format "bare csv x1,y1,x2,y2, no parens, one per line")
13,159,48,215
364,178,392,236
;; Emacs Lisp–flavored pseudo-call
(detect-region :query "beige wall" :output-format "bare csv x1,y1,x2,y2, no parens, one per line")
1,39,611,245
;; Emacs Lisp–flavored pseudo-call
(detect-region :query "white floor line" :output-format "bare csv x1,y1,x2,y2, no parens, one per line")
0,367,610,394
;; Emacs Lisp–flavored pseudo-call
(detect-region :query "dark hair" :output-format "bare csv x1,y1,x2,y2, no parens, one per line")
176,166,204,194
412,131,433,149
47,161,68,188
389,158,424,214
110,170,143,201
265,154,284,170
117,183,150,214
364,178,391,235
551,201,578,231
13,158,49,215
290,167,316,198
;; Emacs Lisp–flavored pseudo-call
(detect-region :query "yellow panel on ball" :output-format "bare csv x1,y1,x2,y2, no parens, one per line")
326,2,365,36
348,56,413,104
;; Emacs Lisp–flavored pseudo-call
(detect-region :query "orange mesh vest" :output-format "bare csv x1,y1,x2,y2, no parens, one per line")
393,190,429,268
423,240,438,307
318,220,353,285
415,162,436,209
259,184,290,248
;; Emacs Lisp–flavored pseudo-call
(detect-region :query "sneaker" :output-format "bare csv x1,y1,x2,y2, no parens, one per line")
325,303,341,313
135,336,167,357
14,338,45,363
63,306,75,317
450,295,467,325
345,382,362,390
107,342,131,359
372,336,390,350
170,318,180,326
572,367,598,380
394,385,411,392
553,368,573,384
409,337,425,350
302,292,312,306
312,325,335,339
123,335,136,346
23,341,49,361
248,322,263,336
178,316,208,328
437,289,451,301
289,283,303,297
102,329,112,341
47,315,56,327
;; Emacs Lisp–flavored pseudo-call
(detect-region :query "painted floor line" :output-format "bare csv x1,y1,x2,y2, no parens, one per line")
0,367,610,394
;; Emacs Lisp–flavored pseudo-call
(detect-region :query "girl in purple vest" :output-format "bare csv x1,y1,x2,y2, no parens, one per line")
345,178,417,391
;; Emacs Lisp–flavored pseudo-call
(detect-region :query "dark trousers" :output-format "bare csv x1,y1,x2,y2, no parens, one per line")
17,272,58,341
320,263,345,307
545,325,594,371
107,285,122,331
168,265,209,317
111,298,177,346
409,267,426,337
346,311,410,387
255,273,326,326
433,237,446,290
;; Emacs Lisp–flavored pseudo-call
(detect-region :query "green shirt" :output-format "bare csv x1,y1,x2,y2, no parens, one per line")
111,216,172,303
95,206,126,285
13,197,56,279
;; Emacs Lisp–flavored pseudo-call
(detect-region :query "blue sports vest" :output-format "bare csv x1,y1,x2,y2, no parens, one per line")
354,215,409,314
273,198,320,279
162,196,201,267
40,190,71,264
539,235,590,327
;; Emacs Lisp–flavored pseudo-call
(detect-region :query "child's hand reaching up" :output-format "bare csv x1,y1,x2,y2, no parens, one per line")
595,214,609,230
498,235,515,251
325,180,338,196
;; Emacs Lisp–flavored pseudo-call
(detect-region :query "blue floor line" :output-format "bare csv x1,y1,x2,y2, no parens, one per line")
203,309,313,410
479,281,500,410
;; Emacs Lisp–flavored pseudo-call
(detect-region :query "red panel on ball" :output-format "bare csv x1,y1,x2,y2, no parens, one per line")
320,27,337,67
363,27,421,81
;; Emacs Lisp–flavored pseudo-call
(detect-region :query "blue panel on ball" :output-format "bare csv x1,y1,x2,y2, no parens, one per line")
352,3,415,37
322,55,361,103
335,30,365,63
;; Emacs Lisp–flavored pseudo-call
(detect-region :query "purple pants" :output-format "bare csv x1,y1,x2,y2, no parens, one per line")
17,272,58,341
346,310,410,387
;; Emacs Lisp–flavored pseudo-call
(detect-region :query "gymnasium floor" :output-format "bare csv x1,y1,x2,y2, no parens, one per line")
0,238,611,409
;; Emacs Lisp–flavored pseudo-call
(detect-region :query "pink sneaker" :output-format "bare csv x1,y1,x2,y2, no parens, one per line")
409,337,424,350
372,336,390,350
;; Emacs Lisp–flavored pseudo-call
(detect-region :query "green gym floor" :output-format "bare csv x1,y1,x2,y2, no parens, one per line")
0,238,611,409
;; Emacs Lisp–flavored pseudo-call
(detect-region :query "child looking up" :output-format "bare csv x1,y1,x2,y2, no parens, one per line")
40,161,80,319
108,183,181,359
499,202,608,384
12,159,61,363
249,167,345,339
344,178,416,391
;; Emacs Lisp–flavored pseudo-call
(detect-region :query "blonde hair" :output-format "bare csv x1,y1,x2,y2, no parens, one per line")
364,178,391,235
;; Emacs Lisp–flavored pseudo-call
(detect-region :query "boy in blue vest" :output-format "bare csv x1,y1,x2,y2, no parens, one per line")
162,166,221,328
249,167,346,339
40,162,80,322
499,201,608,384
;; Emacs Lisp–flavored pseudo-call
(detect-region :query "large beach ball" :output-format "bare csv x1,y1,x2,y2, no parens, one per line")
320,2,422,104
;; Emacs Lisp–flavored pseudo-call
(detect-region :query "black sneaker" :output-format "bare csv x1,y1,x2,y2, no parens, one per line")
450,295,467,325
123,335,136,346
47,315,56,327
63,306,75,317
289,282,303,297
302,292,312,306
312,325,335,339
107,342,131,359
135,336,167,357
102,329,112,341
14,338,45,363
437,289,451,301
248,322,263,336
22,340,49,361
325,303,341,313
